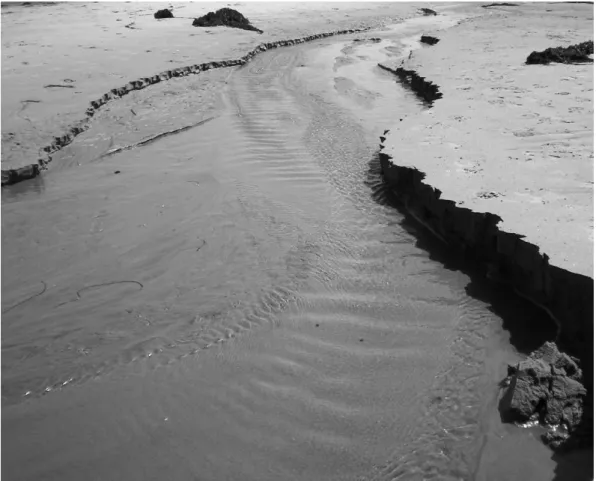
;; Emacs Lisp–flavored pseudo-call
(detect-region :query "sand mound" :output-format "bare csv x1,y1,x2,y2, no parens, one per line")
192,8,263,34
526,40,594,64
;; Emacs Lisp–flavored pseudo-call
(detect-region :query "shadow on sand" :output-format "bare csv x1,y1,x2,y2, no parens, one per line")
365,151,593,481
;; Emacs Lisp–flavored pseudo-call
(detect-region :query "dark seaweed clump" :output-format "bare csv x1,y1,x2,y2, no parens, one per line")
526,40,594,65
421,35,440,46
154,8,173,19
419,8,437,16
482,3,519,7
192,8,263,33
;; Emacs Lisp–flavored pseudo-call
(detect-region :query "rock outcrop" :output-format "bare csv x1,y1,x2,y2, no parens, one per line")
482,3,519,7
526,40,594,65
420,35,440,45
192,8,263,34
499,342,589,450
154,9,173,19
419,8,437,16
1,164,40,185
2,27,370,186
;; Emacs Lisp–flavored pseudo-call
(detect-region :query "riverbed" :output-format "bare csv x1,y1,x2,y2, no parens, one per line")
2,9,582,481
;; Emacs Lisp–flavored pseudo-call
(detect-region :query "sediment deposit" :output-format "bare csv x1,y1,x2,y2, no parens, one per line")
1,27,370,186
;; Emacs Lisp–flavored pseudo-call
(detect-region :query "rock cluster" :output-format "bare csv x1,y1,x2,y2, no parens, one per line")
526,40,593,65
1,164,40,185
499,342,588,449
154,9,173,19
482,3,519,7
192,8,263,33
420,35,440,46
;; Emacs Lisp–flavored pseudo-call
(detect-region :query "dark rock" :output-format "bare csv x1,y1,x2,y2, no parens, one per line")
531,341,583,381
192,8,263,34
1,164,40,186
354,37,381,43
421,35,440,46
419,8,437,16
541,430,569,450
526,40,593,65
154,9,173,19
499,342,587,449
482,3,519,7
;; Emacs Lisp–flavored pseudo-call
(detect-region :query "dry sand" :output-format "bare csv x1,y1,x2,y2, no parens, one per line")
1,1,426,169
381,2,594,278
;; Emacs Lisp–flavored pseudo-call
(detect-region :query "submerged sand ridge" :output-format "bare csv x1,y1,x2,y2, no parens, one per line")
0,1,422,174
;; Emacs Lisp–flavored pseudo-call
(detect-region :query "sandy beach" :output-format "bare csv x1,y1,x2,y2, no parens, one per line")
381,1,594,279
1,1,421,169
1,2,593,481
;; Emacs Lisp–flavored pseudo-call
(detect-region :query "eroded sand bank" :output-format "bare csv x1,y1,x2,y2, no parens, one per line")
379,2,594,365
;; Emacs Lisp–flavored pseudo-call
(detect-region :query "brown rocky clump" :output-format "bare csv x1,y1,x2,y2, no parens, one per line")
526,40,594,65
154,9,173,19
482,3,519,7
192,8,263,34
2,27,368,187
1,164,40,185
499,342,589,450
354,37,381,43
421,35,440,46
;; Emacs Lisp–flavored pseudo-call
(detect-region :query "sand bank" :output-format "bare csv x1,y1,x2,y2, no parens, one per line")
1,1,429,176
379,2,593,364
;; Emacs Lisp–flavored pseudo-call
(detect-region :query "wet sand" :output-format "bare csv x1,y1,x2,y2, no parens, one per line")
1,2,593,481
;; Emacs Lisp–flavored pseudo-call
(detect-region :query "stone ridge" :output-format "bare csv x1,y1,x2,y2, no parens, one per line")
1,27,370,186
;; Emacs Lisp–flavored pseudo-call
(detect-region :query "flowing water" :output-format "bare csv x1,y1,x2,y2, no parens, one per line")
2,16,580,481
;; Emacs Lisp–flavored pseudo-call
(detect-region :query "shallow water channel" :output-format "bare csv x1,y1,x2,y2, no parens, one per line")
2,17,577,481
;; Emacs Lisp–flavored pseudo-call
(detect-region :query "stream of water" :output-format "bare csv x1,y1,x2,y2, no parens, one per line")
2,17,574,481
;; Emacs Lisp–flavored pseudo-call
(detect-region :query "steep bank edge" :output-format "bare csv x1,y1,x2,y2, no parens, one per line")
1,27,373,186
377,63,594,386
